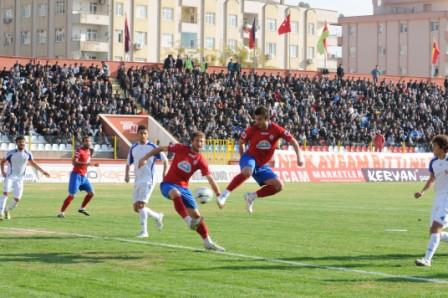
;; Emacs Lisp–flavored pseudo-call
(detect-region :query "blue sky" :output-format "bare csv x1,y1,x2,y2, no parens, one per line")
285,0,373,16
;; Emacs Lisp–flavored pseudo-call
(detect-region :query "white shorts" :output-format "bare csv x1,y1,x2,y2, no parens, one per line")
133,183,155,204
3,176,24,199
430,194,448,227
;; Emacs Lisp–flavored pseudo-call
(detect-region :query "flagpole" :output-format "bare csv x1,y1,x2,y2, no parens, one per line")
288,30,290,71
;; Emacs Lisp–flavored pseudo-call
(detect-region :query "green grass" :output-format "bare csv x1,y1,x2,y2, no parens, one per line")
0,182,448,297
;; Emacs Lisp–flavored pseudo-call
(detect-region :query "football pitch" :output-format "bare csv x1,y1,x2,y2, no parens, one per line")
1,182,448,297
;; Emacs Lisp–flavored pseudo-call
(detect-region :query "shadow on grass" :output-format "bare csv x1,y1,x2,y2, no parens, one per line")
0,251,142,264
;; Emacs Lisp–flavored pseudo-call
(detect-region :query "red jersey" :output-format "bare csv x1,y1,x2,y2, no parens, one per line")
241,122,293,166
163,144,210,187
72,147,91,176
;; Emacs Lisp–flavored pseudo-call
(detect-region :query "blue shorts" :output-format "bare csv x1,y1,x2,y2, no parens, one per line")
240,153,278,186
160,182,197,209
68,172,94,195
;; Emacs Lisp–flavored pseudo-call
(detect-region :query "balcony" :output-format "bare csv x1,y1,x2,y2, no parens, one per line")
72,39,109,52
72,12,109,26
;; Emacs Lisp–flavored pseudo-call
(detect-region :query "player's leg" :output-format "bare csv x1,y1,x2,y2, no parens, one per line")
218,154,255,208
4,178,24,219
133,184,163,238
0,177,11,219
244,166,282,214
416,221,444,266
182,188,225,251
161,182,192,227
78,177,94,216
59,172,79,217
141,183,164,230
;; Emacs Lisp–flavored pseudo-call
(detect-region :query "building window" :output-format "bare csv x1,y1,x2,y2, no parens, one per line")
307,46,315,59
55,28,65,42
56,1,66,15
38,4,48,17
181,32,197,49
135,31,147,46
290,45,298,58
267,43,277,57
22,5,31,18
267,19,277,32
21,31,31,45
135,58,147,63
349,46,356,57
229,15,238,28
400,45,407,56
162,34,173,48
3,33,13,47
3,9,13,24
37,30,47,44
400,66,407,75
114,56,123,61
308,23,315,35
86,29,97,41
378,46,386,55
349,24,355,35
430,21,439,32
90,3,98,14
378,23,384,33
115,3,124,16
162,7,174,21
205,37,215,49
227,39,237,51
291,21,299,33
400,22,408,33
205,12,216,25
115,30,123,43
136,5,147,19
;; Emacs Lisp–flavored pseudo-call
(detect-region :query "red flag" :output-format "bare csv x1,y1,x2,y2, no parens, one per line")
124,15,131,53
432,41,440,65
249,19,256,49
278,14,291,35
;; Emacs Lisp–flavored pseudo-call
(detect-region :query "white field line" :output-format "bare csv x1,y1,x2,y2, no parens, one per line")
0,227,447,284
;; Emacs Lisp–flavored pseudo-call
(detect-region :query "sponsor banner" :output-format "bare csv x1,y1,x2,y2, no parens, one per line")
362,168,430,183
102,115,148,143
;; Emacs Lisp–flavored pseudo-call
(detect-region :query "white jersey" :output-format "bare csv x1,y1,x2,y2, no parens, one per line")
429,156,448,195
127,142,166,184
4,149,33,178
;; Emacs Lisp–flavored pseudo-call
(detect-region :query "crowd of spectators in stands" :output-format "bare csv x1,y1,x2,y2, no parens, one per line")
1,58,446,152
0,59,137,144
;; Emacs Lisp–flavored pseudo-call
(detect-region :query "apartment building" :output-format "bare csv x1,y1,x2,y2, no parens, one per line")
0,0,339,70
340,0,448,77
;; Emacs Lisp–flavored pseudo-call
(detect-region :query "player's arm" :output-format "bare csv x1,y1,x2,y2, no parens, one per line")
160,152,168,177
0,158,7,177
124,164,131,183
205,174,220,197
72,154,99,167
138,146,168,168
414,173,435,199
238,139,246,157
29,159,50,177
289,137,304,167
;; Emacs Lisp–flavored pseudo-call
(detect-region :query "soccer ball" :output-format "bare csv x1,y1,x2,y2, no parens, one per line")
194,187,214,204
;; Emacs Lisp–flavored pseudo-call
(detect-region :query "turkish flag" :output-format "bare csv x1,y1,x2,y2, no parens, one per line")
278,14,291,35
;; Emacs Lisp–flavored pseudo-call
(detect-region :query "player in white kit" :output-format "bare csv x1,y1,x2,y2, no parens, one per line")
0,136,50,220
125,125,168,238
414,135,448,266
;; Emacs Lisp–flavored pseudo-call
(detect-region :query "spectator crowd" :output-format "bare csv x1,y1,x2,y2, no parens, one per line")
1,58,446,152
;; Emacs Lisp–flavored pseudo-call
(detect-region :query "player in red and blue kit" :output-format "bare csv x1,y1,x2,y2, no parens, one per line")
58,136,99,218
138,132,225,251
218,106,304,213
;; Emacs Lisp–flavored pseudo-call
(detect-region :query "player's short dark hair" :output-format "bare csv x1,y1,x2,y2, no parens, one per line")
254,106,269,118
191,131,206,141
432,135,448,152
82,135,91,142
15,136,25,142
137,125,148,132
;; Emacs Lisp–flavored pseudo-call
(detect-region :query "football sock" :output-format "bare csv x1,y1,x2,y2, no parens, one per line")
256,185,280,198
0,195,7,212
424,233,441,261
145,207,161,220
61,195,75,212
81,193,94,208
173,196,188,219
440,232,448,242
196,220,209,240
6,199,18,211
227,173,249,191
139,208,148,235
